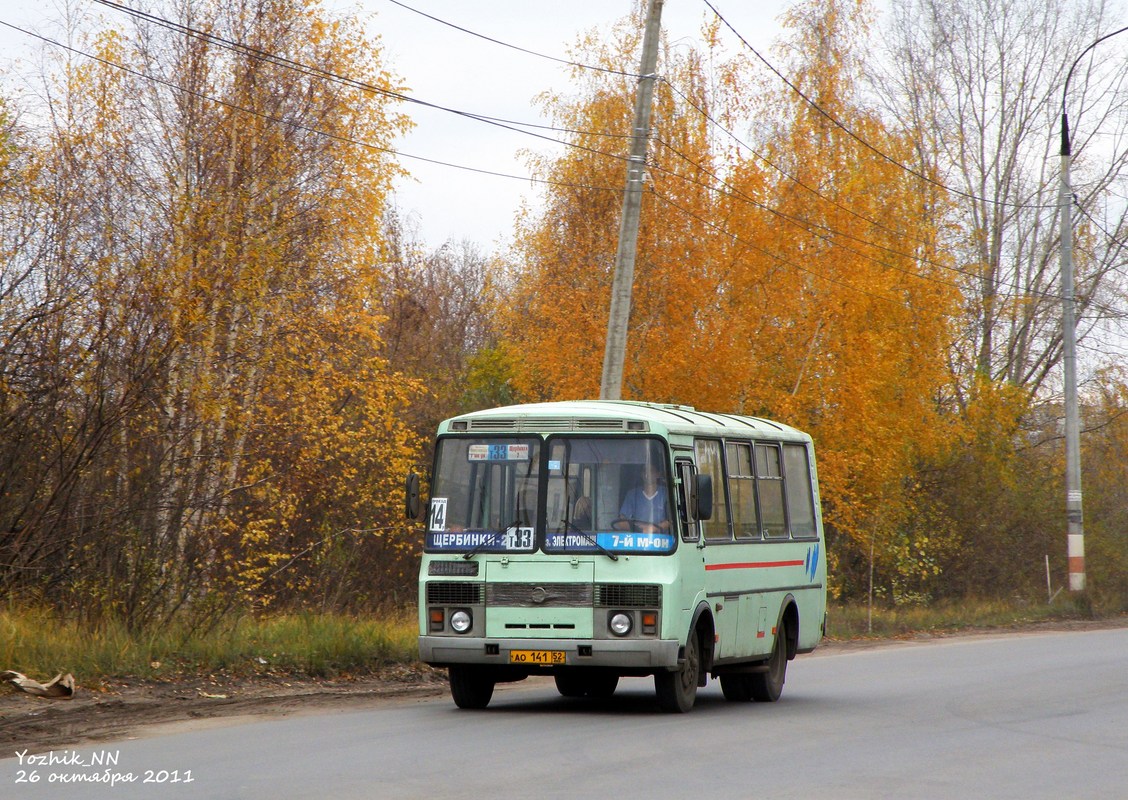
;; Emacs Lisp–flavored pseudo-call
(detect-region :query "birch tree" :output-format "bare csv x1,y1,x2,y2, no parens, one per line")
0,0,422,622
877,0,1128,398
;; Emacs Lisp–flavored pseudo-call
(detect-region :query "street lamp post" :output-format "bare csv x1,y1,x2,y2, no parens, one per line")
1057,115,1083,593
1058,24,1128,594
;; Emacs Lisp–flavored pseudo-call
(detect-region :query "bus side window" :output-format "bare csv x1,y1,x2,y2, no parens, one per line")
756,443,788,538
783,444,818,537
726,441,759,539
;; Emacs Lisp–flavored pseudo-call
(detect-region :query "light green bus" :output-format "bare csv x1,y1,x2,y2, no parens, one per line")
409,400,826,712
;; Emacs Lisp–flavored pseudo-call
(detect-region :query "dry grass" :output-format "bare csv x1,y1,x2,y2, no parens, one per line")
0,597,1107,681
0,607,418,680
826,597,1092,640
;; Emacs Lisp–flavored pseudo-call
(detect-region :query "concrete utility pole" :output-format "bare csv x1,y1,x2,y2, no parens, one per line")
600,0,665,401
1057,24,1128,593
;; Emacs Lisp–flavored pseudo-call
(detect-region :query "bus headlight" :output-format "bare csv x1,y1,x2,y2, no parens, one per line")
450,609,473,634
609,612,633,637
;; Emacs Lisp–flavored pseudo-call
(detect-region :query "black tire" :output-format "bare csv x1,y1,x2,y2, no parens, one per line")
449,666,495,709
655,630,701,713
554,671,586,698
586,671,619,698
719,672,754,702
750,621,788,702
554,670,619,698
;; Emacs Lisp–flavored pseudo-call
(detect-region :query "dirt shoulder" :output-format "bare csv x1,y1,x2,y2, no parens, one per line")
0,664,448,755
4,617,1125,755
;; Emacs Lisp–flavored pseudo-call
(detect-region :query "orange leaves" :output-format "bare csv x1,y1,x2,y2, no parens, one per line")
501,1,961,573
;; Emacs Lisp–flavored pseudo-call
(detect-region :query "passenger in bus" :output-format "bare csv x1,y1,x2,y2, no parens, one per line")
572,495,592,530
614,463,671,534
562,477,592,531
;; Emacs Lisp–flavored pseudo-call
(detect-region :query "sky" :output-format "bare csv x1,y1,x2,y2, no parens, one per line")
0,0,789,250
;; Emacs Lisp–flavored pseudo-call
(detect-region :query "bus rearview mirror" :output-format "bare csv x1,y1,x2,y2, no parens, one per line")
405,471,422,520
694,474,713,521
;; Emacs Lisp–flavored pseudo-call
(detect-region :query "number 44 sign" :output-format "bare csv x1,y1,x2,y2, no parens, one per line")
429,498,447,532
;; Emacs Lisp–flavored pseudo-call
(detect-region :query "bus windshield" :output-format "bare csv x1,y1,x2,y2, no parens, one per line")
544,437,675,555
426,437,541,555
425,435,676,556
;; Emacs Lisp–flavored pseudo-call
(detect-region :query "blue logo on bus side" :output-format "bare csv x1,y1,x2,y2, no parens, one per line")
806,543,820,582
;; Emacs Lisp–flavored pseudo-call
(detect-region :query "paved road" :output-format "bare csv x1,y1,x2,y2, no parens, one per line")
4,627,1127,799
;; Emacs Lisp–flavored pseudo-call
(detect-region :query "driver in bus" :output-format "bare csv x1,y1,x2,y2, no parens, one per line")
613,462,671,534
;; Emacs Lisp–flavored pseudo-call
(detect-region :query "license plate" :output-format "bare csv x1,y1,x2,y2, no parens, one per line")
509,649,566,665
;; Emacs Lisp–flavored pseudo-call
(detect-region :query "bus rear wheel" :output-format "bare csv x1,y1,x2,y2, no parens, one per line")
750,621,788,702
655,630,700,713
720,673,754,702
449,666,495,709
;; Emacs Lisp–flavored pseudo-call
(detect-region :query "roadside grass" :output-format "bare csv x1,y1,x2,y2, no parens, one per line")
0,598,1114,683
0,607,418,682
826,597,1097,640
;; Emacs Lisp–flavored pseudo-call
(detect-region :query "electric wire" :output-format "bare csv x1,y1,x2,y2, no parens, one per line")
658,71,1063,301
6,13,937,315
657,76,938,253
90,0,633,163
378,0,1114,314
701,0,1058,211
1074,202,1128,256
0,18,622,195
649,182,928,313
167,0,1128,319
390,0,1128,312
12,5,1128,322
385,0,640,78
649,131,1128,321
387,0,972,257
647,126,1125,316
646,134,965,296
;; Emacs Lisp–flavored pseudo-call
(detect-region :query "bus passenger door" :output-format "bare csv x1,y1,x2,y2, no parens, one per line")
674,459,706,628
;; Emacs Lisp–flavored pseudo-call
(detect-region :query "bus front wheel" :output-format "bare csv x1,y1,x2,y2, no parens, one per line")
655,630,701,713
449,666,495,709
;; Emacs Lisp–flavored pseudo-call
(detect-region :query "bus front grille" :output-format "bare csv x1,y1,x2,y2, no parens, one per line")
429,581,660,609
486,583,593,607
426,582,484,605
595,583,662,607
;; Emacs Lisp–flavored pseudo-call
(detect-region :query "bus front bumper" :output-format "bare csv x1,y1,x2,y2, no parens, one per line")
419,636,681,670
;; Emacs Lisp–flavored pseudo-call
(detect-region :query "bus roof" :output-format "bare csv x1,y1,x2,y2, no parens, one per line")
439,400,811,442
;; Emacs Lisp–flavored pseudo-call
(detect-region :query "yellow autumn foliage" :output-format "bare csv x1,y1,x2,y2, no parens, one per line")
3,0,424,619
502,0,962,581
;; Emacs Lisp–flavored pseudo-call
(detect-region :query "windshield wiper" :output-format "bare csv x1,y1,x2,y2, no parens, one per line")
562,523,618,561
462,517,524,560
461,538,492,561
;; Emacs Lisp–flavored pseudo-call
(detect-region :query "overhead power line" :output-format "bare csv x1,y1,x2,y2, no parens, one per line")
379,0,978,278
656,76,951,263
386,0,1121,315
651,185,928,313
701,0,1056,212
10,4,1126,322
0,18,622,195
385,0,640,78
90,0,632,163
